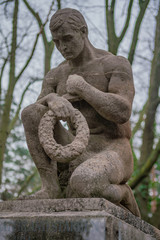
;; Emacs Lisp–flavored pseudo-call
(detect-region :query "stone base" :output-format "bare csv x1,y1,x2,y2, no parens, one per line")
0,198,159,240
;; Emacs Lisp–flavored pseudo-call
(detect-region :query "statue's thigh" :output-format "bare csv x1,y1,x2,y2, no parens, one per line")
69,138,133,197
71,149,126,187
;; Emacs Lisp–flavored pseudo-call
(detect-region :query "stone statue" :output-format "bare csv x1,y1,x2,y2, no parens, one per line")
21,8,140,217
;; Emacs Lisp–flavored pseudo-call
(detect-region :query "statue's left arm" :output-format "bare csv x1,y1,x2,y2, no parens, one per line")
66,56,135,124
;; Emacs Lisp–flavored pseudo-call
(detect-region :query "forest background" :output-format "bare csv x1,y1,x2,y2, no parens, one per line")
0,0,160,229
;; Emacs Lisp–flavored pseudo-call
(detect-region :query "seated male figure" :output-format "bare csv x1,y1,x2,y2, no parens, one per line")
21,8,140,217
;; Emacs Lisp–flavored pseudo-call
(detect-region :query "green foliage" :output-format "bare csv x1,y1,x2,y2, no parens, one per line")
149,156,160,204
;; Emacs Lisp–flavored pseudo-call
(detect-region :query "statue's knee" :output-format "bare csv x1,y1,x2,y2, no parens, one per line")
21,104,36,124
70,171,92,197
70,173,81,195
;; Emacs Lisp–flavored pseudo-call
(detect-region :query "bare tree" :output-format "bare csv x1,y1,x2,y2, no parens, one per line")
0,0,59,185
105,0,160,225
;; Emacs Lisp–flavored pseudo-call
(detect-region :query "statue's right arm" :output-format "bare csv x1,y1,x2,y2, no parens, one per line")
36,67,74,143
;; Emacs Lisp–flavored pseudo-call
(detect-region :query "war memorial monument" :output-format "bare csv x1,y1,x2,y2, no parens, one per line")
0,8,160,240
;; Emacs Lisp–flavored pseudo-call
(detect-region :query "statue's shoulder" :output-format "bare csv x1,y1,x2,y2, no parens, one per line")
44,67,58,80
57,60,68,69
44,60,68,81
97,51,132,76
55,60,70,77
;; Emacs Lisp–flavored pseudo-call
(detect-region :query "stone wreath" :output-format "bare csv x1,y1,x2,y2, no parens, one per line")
38,107,90,163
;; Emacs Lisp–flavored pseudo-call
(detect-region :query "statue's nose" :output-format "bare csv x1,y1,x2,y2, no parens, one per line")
60,41,67,52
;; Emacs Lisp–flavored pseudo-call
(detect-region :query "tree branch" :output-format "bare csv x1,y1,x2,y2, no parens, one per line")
23,0,55,75
0,28,10,55
105,0,118,54
23,0,54,45
111,0,116,11
0,0,13,5
139,3,160,164
8,78,41,133
0,57,8,97
118,0,134,42
129,139,160,189
15,32,40,82
128,0,150,64
27,184,41,196
131,145,138,170
17,168,38,197
132,100,148,137
16,22,33,50
43,0,55,27
0,0,19,185
56,0,61,10
23,0,47,44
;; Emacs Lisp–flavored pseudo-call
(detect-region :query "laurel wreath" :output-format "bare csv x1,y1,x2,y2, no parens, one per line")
38,108,89,163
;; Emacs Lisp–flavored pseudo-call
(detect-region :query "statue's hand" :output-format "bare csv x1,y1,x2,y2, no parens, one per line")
66,74,86,95
37,93,74,119
48,95,74,119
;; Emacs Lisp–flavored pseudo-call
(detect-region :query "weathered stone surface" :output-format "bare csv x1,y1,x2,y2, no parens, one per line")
0,198,159,239
0,215,156,240
21,7,140,217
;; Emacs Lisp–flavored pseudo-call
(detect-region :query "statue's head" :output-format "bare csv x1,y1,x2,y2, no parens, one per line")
50,8,88,34
49,8,88,60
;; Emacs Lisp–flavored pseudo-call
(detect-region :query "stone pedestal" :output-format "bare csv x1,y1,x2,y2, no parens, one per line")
0,198,159,239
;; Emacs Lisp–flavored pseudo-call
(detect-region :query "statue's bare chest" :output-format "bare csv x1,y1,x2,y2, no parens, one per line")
56,62,109,96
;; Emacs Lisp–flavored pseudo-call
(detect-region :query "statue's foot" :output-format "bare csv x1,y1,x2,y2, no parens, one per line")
101,183,141,217
120,184,141,217
17,189,57,200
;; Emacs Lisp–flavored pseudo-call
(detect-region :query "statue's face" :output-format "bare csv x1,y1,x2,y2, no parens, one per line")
51,22,85,60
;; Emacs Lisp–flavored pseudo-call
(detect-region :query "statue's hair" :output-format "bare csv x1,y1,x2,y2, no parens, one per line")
49,8,88,34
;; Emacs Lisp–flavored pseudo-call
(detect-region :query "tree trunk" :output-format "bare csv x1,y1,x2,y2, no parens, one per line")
44,42,54,76
0,0,19,184
135,4,160,221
